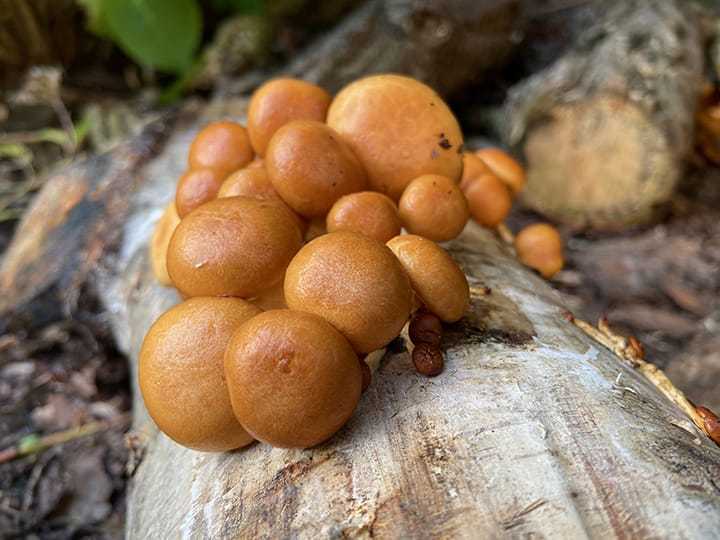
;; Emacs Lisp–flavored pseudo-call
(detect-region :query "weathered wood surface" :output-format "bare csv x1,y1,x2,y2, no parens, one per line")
1,96,720,538
88,106,719,538
506,0,705,230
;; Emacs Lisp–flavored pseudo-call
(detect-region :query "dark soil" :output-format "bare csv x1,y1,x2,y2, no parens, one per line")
0,319,131,539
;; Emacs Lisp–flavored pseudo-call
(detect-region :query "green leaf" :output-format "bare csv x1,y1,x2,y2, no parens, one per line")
77,0,113,37
103,0,202,74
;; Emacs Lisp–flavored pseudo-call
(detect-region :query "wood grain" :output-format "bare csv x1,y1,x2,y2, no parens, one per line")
96,103,720,538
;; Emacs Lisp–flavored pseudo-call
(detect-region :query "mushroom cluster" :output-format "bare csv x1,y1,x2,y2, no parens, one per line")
143,74,564,452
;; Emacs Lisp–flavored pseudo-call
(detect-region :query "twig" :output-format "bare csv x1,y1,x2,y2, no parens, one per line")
469,285,492,297
566,313,717,444
502,498,547,530
0,414,130,464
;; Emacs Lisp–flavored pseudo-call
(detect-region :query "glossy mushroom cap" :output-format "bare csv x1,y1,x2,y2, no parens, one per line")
326,191,401,243
398,174,470,242
188,121,254,177
175,168,226,218
266,120,367,218
327,74,463,200
217,166,277,200
460,152,492,190
462,173,512,228
217,167,307,233
514,223,564,279
475,148,526,195
247,78,332,156
139,297,260,451
150,202,181,286
167,197,303,298
284,231,413,353
224,309,362,448
387,234,469,323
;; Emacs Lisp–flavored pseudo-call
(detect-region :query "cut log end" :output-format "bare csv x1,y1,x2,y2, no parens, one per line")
522,95,678,230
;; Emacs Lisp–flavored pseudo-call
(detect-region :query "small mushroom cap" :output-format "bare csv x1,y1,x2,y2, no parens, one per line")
460,152,492,190
387,234,469,323
175,168,226,218
326,191,401,243
475,148,526,195
247,78,332,156
217,167,308,233
217,166,277,200
266,120,367,218
139,297,260,451
224,309,362,449
327,74,463,200
514,223,564,279
167,196,303,298
188,121,254,177
285,231,413,353
398,174,469,242
150,202,181,286
462,172,512,228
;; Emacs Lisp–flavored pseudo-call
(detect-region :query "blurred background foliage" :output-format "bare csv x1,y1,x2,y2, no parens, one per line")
0,0,361,92
0,0,359,241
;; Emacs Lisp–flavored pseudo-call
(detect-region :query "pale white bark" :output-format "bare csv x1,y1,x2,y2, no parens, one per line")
101,100,720,540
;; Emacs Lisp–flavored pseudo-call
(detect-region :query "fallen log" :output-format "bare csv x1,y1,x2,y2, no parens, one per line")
505,0,705,230
2,99,719,537
223,0,523,97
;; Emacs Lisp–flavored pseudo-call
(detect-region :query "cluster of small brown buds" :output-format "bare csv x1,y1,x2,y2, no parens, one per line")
409,310,444,377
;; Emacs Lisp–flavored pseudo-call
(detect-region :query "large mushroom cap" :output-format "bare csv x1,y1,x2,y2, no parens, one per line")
284,231,413,353
224,309,362,448
167,196,303,298
139,297,260,452
327,74,463,200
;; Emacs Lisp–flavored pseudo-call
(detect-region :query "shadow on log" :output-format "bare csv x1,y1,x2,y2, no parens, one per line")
2,99,718,538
